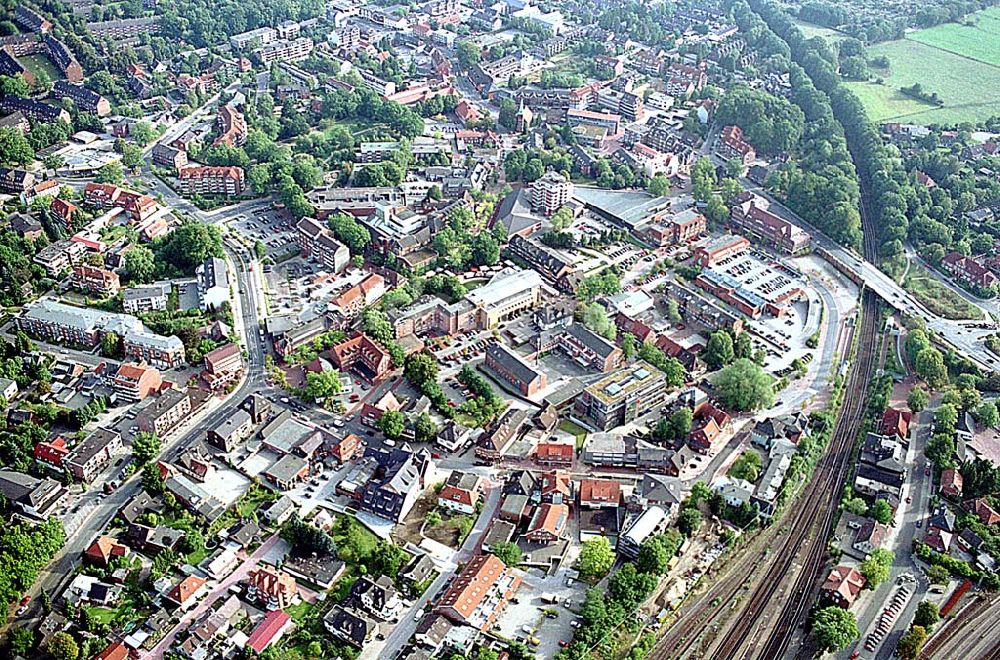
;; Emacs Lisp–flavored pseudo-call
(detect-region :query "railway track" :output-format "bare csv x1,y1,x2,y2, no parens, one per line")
920,595,998,659
648,138,885,660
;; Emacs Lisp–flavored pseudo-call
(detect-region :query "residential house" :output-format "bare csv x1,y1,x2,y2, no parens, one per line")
821,566,865,608
437,472,482,515
524,502,569,544
940,468,963,498
247,564,298,610
246,610,293,655
349,575,403,620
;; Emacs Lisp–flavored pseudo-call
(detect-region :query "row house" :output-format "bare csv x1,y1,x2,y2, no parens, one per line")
177,166,245,197
0,95,70,123
71,264,121,297
941,252,998,291
52,81,111,116
136,388,191,436
43,35,83,82
123,330,186,369
0,48,35,85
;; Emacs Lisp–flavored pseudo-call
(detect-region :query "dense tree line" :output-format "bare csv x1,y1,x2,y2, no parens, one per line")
796,0,1000,43
732,2,863,249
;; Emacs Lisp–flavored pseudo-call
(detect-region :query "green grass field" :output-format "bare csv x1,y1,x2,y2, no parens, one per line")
792,19,848,45
20,53,63,81
846,7,1000,125
903,264,985,320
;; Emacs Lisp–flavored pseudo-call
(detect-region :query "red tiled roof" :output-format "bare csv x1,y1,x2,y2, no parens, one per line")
579,478,621,505
168,575,206,604
246,609,291,653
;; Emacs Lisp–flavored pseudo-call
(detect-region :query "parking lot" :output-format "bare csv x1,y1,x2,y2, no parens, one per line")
229,207,297,258
496,543,588,657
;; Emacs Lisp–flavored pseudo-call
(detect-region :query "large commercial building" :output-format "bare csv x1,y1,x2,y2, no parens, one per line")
574,361,669,431
464,268,543,329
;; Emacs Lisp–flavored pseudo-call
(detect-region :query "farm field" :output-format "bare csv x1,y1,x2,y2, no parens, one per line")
845,37,1000,125
906,6,1000,67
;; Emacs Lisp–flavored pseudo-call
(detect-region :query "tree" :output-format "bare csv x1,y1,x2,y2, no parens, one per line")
154,221,224,275
812,607,859,653
8,627,34,656
974,401,1000,428
130,121,156,146
728,451,764,482
498,99,518,129
870,499,893,525
915,347,948,388
896,625,927,660
132,432,162,465
926,565,949,584
582,303,616,340
0,74,30,98
95,162,124,185
678,507,703,536
455,40,481,69
665,298,682,324
551,206,573,232
100,332,121,358
711,359,775,411
414,413,437,444
703,331,735,370
304,371,343,399
908,386,929,413
914,601,939,629
377,410,405,440
647,174,670,196
328,213,371,253
0,127,34,166
47,632,79,660
636,532,681,575
490,541,522,567
142,462,165,494
404,352,439,389
578,537,615,579
121,144,143,169
621,332,637,360
860,548,894,587
123,246,155,283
